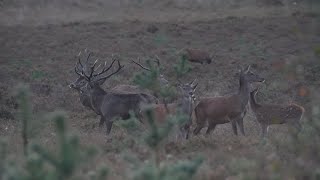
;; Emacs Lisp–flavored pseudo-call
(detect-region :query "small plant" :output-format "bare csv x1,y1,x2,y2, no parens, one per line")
1,85,108,180
314,46,320,56
129,56,203,180
174,55,192,79
31,70,47,80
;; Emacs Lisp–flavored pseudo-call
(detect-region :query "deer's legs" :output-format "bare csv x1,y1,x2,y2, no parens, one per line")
99,116,105,127
205,123,216,135
231,120,238,136
193,121,205,135
260,123,267,138
106,120,114,135
236,117,245,136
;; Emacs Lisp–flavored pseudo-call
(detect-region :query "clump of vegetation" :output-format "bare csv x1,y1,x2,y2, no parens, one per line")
1,85,108,180
125,57,203,180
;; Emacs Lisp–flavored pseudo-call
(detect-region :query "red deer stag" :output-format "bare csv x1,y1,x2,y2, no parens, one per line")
69,51,158,114
250,88,304,138
193,65,265,136
72,51,152,135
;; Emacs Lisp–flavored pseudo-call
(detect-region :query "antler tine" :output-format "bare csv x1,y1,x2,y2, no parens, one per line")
96,60,124,81
88,59,99,78
131,59,151,71
93,58,117,77
86,52,93,63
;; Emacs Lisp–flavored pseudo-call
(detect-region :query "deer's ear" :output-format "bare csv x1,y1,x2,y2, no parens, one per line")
189,79,196,85
193,83,198,91
244,65,251,73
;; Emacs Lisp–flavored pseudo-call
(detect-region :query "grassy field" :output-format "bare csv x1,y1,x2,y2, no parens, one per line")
0,0,320,179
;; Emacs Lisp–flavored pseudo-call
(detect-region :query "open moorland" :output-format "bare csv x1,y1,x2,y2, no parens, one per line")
0,0,320,179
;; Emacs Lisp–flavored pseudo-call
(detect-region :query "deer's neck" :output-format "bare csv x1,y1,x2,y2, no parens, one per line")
89,86,107,114
178,95,193,117
249,92,260,111
238,76,250,109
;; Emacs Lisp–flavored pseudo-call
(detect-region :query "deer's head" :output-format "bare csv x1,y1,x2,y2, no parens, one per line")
240,65,265,84
177,79,198,140
70,50,124,94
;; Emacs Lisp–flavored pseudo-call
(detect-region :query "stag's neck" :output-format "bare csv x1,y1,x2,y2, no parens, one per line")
238,76,250,108
89,86,107,114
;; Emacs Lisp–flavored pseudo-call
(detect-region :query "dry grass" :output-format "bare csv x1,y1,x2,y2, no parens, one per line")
0,0,320,179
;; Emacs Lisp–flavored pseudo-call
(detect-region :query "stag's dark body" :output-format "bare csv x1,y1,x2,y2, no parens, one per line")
84,84,150,134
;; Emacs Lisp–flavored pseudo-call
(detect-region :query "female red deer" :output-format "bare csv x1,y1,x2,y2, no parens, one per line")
193,65,265,136
141,80,197,139
249,88,304,138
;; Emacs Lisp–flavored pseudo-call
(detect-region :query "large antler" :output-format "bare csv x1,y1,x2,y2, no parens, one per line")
94,60,125,82
74,50,124,82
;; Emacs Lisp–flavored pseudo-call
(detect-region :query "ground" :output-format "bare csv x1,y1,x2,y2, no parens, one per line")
0,0,319,179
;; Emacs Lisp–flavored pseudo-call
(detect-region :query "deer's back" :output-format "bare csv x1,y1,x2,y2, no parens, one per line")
100,93,143,118
142,103,177,124
196,95,242,118
185,49,211,64
253,103,304,124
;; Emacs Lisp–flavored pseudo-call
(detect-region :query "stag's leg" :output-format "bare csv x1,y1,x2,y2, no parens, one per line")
205,123,216,135
193,123,205,135
231,120,238,136
105,120,114,135
99,116,105,127
260,123,267,138
236,118,245,136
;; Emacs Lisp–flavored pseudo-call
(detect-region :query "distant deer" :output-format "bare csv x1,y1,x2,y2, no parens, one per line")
193,65,265,136
141,80,198,139
72,51,153,135
249,88,304,138
183,48,212,64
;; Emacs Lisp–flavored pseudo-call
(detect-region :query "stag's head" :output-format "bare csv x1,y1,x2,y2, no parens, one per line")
70,50,124,94
240,65,265,83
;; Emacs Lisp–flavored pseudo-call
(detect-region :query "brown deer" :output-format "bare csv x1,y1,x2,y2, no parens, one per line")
193,65,265,136
249,88,304,138
182,48,212,64
72,51,153,135
141,80,198,139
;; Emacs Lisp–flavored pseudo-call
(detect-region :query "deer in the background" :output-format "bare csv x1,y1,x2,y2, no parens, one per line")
141,80,198,139
72,51,153,135
193,65,265,136
249,88,304,138
183,48,212,64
